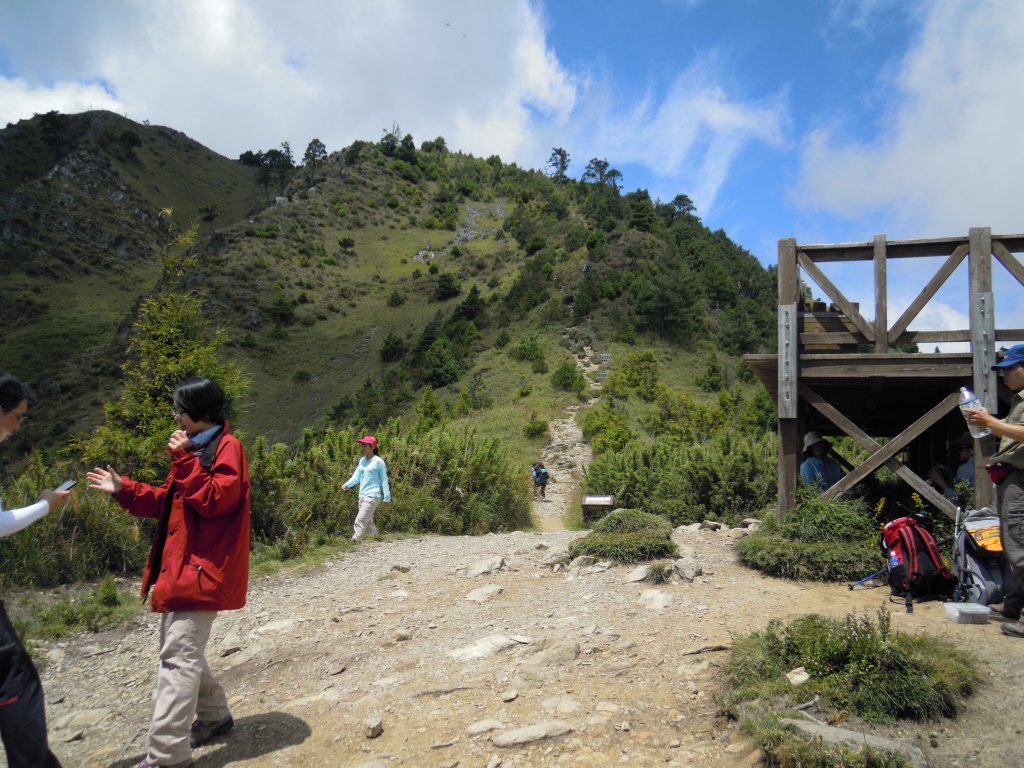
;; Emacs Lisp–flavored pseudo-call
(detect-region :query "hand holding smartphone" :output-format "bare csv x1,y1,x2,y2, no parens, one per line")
55,479,77,492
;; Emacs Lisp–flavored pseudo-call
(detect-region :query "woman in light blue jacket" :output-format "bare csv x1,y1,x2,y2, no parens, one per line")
341,435,390,541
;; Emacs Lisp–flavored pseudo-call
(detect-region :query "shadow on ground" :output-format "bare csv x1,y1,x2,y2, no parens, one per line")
110,711,311,767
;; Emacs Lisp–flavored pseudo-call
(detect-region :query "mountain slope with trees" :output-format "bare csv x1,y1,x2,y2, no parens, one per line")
1,111,776,455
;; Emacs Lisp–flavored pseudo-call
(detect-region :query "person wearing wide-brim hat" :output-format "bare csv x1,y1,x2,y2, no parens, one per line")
963,343,1024,634
928,431,975,501
799,430,845,490
341,435,391,541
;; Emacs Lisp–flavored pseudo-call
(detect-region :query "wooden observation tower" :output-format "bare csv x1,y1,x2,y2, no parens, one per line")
745,227,1024,518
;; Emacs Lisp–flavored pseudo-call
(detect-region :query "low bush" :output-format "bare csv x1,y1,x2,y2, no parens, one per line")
736,491,881,581
592,508,672,537
722,610,978,727
247,422,530,546
568,530,677,564
583,432,776,526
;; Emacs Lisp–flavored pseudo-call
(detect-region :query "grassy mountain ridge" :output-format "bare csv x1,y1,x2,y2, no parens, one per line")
0,110,776,457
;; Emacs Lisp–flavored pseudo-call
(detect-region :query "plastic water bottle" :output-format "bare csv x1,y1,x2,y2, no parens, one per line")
958,387,992,438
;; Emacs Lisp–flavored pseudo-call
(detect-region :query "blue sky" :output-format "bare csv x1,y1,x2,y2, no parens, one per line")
1,0,1022,343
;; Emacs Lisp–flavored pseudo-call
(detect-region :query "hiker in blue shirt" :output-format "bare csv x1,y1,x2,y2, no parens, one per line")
341,435,391,541
532,462,549,500
799,431,844,490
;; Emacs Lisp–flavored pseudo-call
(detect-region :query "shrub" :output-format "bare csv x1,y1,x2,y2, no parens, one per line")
523,418,548,439
723,610,978,725
247,423,530,547
380,333,408,363
550,359,586,394
735,492,881,581
387,289,406,307
568,530,677,564
583,432,776,526
592,509,672,537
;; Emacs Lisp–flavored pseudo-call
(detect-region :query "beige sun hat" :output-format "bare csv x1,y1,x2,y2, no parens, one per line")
802,431,827,453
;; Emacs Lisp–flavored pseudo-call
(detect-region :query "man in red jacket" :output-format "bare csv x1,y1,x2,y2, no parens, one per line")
88,377,250,768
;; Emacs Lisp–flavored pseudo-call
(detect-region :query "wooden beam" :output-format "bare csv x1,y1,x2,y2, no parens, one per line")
779,419,799,516
993,241,1024,287
799,356,974,378
969,227,996,421
799,384,959,519
803,329,1024,345
797,253,875,341
795,233,1024,262
779,305,798,418
874,235,888,352
819,393,954,501
778,238,799,304
887,244,967,343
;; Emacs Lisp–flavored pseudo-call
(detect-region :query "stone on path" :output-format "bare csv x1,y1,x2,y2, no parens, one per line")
640,589,672,610
466,583,504,603
675,556,703,582
624,565,652,583
492,720,573,747
447,634,517,662
363,715,384,739
461,557,505,577
780,719,927,768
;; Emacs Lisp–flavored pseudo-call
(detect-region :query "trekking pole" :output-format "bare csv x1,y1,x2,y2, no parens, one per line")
847,568,887,590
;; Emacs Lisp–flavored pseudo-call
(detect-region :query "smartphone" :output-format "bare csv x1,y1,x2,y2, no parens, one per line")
55,479,77,492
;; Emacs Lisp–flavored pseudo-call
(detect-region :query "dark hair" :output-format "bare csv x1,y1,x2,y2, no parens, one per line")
0,372,31,414
173,377,227,424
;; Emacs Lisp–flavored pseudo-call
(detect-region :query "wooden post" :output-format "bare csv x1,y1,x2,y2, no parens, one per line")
778,238,799,515
969,227,995,508
873,234,888,352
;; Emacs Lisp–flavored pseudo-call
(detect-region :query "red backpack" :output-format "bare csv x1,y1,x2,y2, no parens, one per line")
882,516,957,599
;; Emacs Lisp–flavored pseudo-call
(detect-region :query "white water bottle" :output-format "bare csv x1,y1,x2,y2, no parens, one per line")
959,387,991,438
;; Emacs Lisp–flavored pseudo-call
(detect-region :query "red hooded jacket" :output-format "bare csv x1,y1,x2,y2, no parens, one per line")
114,425,251,612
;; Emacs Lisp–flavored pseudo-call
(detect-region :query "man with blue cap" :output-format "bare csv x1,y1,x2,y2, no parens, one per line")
964,343,1024,636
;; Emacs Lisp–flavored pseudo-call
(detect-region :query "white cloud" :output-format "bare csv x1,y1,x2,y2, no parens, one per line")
0,0,576,163
567,57,787,214
0,77,124,127
0,0,784,217
794,0,1024,238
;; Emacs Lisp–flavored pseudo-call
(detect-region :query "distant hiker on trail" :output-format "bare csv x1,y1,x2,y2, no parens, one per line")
0,372,70,767
964,343,1024,637
532,461,549,500
799,431,844,491
87,376,249,768
341,435,390,541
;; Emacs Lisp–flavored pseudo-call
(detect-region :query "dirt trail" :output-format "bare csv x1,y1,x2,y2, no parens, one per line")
532,401,593,532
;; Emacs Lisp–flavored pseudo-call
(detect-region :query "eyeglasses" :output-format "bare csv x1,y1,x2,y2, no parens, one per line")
171,405,183,419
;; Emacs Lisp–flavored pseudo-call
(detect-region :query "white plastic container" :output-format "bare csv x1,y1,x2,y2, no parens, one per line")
944,602,991,624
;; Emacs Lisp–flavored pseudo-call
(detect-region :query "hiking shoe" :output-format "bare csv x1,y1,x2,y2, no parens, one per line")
189,714,234,748
134,759,193,768
1000,621,1024,638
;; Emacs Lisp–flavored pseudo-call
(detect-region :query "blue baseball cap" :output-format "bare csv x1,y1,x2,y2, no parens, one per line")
993,344,1024,369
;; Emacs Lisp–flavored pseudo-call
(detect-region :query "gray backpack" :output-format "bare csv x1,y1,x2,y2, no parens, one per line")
952,508,1019,604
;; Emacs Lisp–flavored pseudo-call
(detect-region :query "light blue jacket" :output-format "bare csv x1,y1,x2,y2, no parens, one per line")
344,455,391,502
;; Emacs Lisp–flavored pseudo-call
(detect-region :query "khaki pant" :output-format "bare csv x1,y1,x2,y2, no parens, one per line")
353,497,381,540
147,611,230,764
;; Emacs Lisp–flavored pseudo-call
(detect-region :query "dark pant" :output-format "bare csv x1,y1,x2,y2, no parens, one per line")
997,470,1024,615
0,603,61,767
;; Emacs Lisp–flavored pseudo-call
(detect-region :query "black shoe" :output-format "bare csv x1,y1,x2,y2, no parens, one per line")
190,714,234,748
991,603,1022,620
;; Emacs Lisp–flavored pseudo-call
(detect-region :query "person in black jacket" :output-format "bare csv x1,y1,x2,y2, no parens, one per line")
0,373,69,767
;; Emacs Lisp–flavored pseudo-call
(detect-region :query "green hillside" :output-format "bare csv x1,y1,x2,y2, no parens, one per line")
0,110,776,454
